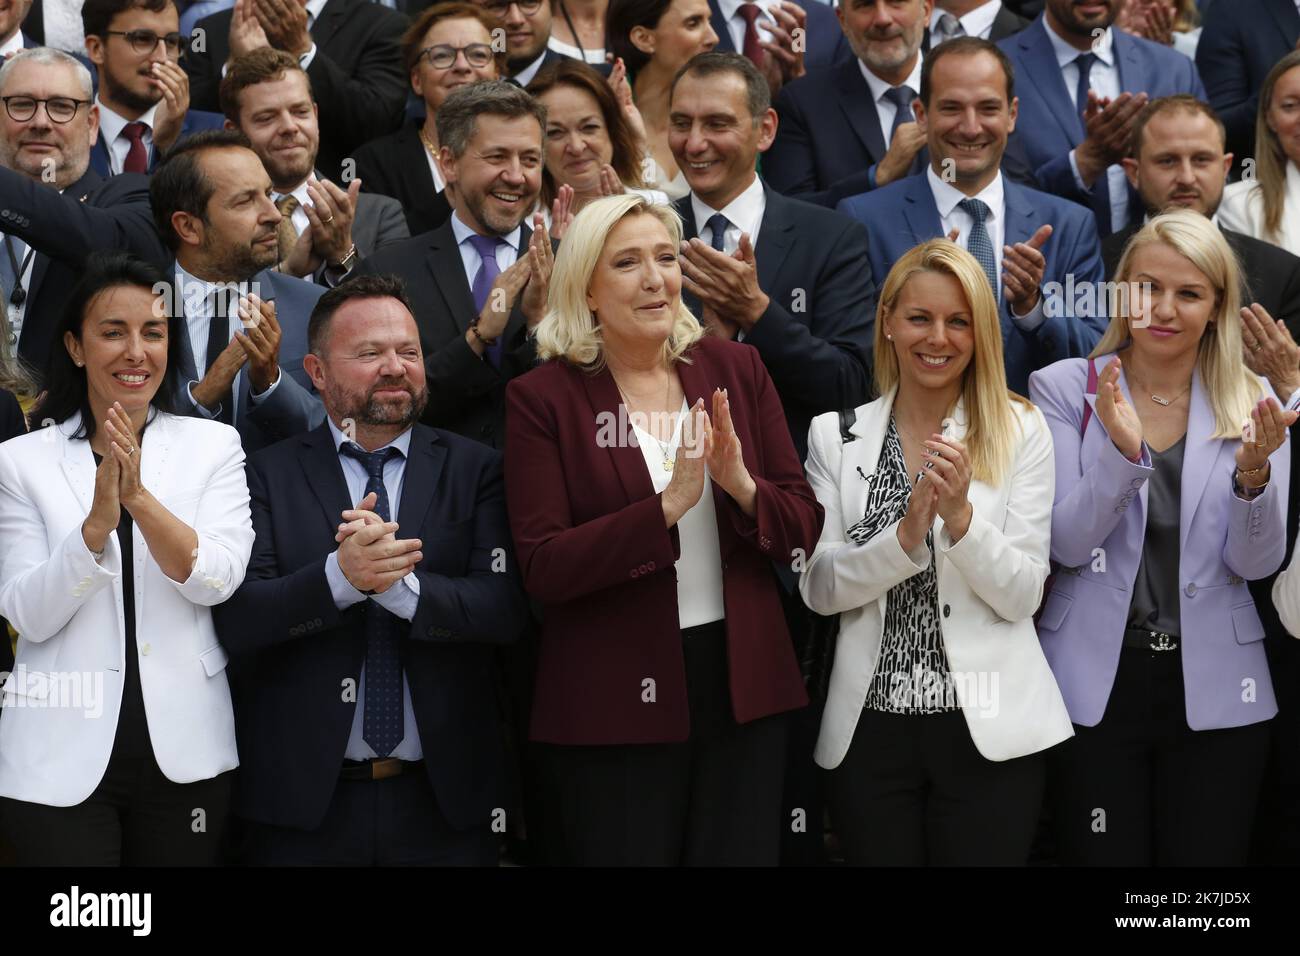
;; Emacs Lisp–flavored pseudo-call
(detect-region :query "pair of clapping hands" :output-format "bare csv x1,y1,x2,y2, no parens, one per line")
334,492,421,594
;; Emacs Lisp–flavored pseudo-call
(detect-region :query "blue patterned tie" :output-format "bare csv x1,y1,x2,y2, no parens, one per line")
340,442,405,757
958,198,999,302
467,233,504,368
705,213,729,252
883,85,917,144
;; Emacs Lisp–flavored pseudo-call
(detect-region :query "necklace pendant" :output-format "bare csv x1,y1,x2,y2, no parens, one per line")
1151,394,1171,406
663,456,675,472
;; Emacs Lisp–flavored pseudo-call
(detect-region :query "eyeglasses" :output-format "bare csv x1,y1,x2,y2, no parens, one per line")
104,29,187,56
419,43,495,69
478,0,544,18
1,96,91,123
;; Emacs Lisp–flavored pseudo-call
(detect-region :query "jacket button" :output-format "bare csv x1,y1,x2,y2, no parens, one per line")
1185,582,1197,597
647,561,655,571
630,568,639,578
943,604,951,618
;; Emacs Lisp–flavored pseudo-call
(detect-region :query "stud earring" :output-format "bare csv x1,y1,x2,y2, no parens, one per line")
886,334,892,341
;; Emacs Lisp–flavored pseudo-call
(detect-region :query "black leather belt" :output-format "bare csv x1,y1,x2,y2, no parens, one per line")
340,758,424,781
1122,628,1179,652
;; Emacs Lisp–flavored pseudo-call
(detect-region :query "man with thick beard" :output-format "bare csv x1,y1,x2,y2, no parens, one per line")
150,128,325,450
215,274,529,866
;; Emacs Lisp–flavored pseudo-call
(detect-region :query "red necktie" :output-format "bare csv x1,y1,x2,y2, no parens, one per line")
739,3,764,67
122,121,149,175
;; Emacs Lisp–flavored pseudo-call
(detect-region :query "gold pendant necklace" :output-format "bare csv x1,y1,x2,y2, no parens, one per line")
613,373,677,471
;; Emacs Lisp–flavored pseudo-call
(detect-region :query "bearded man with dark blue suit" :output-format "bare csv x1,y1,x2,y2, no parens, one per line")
998,0,1204,238
838,36,1106,395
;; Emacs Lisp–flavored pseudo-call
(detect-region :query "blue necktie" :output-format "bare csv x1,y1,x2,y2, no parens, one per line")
883,85,917,144
467,233,504,368
340,442,405,758
1074,51,1114,236
705,213,729,252
958,197,999,302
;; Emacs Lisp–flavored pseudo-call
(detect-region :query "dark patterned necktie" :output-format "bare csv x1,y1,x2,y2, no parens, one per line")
339,442,406,757
705,213,730,252
958,197,999,301
883,85,918,144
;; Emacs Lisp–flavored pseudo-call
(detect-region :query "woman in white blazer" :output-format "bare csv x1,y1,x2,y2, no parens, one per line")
1217,51,1300,258
0,255,254,866
799,239,1072,866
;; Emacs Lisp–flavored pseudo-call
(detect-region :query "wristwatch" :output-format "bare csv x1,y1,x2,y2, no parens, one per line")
330,244,358,272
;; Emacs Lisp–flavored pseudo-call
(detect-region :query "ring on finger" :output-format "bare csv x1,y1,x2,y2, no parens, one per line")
321,214,335,224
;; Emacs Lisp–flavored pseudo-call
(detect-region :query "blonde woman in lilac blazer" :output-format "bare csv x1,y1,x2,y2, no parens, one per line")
1029,210,1294,867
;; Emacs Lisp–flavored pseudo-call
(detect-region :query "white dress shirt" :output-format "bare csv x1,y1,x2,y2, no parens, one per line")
320,418,423,761
174,264,281,419
928,0,1003,46
926,166,1045,329
630,398,725,629
450,211,521,287
690,173,766,254
298,0,328,68
1044,20,1130,234
272,176,317,237
717,0,781,52
511,49,549,87
858,54,924,153
95,96,161,176
0,30,24,59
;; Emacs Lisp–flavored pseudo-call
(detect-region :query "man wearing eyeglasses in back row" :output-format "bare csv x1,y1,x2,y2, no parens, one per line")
468,0,564,86
82,0,225,177
184,0,409,182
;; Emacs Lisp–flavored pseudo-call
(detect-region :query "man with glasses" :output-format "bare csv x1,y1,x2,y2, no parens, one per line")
184,0,409,181
82,0,225,177
471,0,561,85
0,47,169,378
220,48,408,286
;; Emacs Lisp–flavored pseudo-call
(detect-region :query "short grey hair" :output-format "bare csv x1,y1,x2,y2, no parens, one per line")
435,80,545,159
0,47,94,99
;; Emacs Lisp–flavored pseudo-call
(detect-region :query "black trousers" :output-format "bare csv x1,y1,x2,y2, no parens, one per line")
531,622,790,866
243,768,498,866
0,750,233,866
1051,646,1271,866
828,708,1046,866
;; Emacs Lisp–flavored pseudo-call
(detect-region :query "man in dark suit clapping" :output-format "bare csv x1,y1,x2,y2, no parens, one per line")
215,274,529,865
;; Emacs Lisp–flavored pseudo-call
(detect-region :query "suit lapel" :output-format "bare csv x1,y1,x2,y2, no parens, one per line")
396,426,445,534
90,132,111,178
708,0,735,53
577,365,655,506
1179,369,1221,560
400,123,437,213
309,0,349,48
299,423,354,527
1017,20,1080,143
900,174,944,247
59,415,95,513
835,58,888,162
426,223,479,337
754,185,793,293
1112,29,1144,98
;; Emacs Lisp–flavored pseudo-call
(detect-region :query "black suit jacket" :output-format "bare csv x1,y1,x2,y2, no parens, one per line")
184,0,409,181
355,221,538,448
214,422,529,832
352,120,453,238
674,184,874,459
0,166,168,377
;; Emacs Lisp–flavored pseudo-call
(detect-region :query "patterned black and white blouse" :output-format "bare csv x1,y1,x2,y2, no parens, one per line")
846,419,958,714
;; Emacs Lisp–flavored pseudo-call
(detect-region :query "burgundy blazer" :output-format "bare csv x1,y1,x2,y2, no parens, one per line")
505,335,823,745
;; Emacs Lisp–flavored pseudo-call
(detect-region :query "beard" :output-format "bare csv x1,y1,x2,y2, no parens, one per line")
203,230,279,281
328,377,429,431
103,66,163,116
1050,0,1117,38
459,185,531,236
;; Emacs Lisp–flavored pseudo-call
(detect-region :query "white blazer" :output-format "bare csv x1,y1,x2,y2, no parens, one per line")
800,389,1073,767
1217,162,1300,258
0,412,253,807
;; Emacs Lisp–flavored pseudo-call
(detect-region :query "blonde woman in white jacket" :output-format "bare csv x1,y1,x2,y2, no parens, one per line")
0,256,253,866
800,239,1071,866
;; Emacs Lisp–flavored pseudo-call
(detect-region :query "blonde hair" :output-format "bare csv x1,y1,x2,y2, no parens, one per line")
875,239,1027,485
1094,209,1261,438
534,193,704,367
1254,50,1300,241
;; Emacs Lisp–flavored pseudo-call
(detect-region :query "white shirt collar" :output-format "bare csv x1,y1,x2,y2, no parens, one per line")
927,164,1004,222
511,49,548,87
450,211,522,252
930,0,1002,38
858,52,924,103
327,417,413,457
0,31,24,59
1045,17,1114,68
690,174,765,238
95,94,160,141
274,174,315,209
305,0,329,23
719,0,769,18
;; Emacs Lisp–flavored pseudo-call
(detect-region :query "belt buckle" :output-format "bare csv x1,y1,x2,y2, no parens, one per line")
370,757,402,780
1147,630,1177,652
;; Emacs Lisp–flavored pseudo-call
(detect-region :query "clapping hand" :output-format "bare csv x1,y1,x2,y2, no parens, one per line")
1094,357,1143,460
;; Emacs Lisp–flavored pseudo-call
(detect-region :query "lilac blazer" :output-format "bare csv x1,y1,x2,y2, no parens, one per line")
1029,354,1290,730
